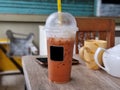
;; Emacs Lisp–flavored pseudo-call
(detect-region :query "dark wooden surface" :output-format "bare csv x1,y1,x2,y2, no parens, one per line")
22,54,120,90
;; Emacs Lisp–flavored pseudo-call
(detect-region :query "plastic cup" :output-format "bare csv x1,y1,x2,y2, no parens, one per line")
44,12,78,83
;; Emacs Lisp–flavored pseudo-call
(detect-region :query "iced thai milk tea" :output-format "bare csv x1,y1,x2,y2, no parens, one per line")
44,12,78,83
47,37,74,83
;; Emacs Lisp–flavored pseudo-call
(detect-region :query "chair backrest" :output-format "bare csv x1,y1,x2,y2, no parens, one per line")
75,17,115,54
6,30,34,56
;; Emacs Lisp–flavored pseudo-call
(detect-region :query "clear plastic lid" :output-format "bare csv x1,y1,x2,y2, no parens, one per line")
44,12,78,31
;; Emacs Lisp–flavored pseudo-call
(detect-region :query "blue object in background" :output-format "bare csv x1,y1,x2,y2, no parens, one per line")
0,0,96,16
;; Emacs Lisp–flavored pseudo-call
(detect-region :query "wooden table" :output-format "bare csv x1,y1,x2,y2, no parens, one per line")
22,54,120,90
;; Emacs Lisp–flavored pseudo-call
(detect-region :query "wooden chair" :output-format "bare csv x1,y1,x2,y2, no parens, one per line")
75,17,115,54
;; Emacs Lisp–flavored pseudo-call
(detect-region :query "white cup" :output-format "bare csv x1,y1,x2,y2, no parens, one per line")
94,47,120,78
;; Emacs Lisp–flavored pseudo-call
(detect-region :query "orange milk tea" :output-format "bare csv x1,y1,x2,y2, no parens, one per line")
47,37,74,83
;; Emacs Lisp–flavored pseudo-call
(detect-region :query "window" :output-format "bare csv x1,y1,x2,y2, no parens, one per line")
0,0,95,16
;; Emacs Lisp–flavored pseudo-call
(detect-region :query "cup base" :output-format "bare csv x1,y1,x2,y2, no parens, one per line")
108,73,120,78
48,78,71,84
